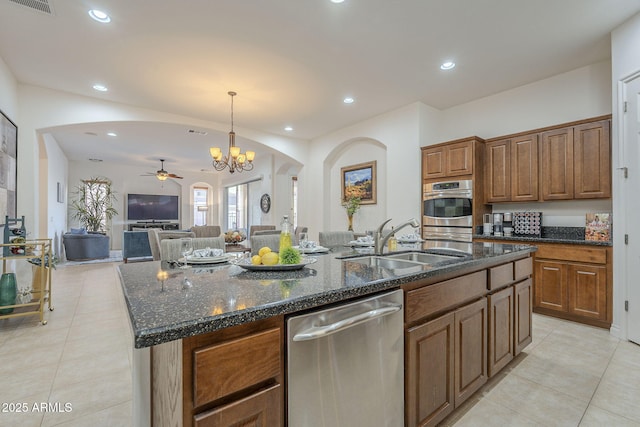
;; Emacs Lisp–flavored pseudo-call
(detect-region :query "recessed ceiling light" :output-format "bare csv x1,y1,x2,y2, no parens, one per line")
88,158,103,162
440,61,456,70
107,132,117,137
343,97,355,104
88,10,111,23
92,84,108,92
284,126,293,132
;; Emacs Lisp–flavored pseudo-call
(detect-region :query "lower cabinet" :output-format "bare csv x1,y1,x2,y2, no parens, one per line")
487,286,514,377
180,317,284,427
406,298,487,427
514,278,533,354
534,248,609,327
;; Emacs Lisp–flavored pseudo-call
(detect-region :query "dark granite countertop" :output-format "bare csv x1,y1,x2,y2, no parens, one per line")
118,242,536,348
473,226,612,247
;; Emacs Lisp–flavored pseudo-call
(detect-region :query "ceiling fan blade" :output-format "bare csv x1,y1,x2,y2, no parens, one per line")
168,174,183,179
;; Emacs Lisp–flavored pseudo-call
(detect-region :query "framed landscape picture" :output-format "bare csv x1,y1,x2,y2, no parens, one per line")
341,160,376,205
0,109,17,224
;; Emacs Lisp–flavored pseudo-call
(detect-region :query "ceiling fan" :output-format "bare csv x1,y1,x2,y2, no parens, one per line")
142,159,183,181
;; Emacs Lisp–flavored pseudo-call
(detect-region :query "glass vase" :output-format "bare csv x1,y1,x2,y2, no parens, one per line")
0,272,17,314
347,214,353,231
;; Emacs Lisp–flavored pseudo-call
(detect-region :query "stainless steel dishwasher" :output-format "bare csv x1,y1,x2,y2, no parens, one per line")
287,290,404,427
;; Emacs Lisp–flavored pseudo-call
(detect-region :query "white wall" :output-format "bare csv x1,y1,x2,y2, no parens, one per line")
41,134,68,257
611,11,640,339
0,56,17,120
435,61,613,227
305,103,428,240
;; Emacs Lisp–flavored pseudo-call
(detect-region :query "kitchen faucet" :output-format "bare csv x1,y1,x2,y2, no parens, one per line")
374,218,420,255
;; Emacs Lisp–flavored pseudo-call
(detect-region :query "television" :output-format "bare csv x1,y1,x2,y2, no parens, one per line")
127,194,179,221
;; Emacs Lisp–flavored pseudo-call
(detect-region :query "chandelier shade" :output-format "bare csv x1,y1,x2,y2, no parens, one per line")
209,91,255,173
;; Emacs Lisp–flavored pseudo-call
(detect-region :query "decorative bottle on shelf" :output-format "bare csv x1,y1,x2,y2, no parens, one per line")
279,215,292,262
387,227,397,252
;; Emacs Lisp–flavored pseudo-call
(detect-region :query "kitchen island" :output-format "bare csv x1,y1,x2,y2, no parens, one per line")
119,241,536,427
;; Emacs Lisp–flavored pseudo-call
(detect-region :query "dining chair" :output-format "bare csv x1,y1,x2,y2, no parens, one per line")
249,225,276,237
190,225,222,238
318,231,354,247
160,236,225,261
250,235,281,256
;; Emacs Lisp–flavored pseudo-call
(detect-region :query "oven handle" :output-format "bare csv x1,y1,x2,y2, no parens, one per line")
292,304,402,341
423,190,472,200
424,215,473,221
424,231,472,242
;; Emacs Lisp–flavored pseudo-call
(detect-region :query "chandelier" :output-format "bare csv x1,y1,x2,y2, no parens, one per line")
209,91,255,173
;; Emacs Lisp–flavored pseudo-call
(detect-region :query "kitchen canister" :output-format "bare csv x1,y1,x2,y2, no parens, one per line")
0,272,17,314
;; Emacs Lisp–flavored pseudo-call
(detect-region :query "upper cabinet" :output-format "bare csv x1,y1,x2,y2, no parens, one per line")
422,139,474,181
485,134,538,203
485,116,610,203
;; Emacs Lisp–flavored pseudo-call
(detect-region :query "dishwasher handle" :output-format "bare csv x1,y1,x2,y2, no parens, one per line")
292,304,402,342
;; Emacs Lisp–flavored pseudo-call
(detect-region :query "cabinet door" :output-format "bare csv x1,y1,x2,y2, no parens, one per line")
541,127,574,200
567,263,607,321
446,140,474,177
422,146,446,180
574,120,611,199
514,278,533,355
487,287,514,377
194,384,282,427
406,312,455,427
485,139,511,203
534,260,567,312
454,298,487,407
511,134,539,201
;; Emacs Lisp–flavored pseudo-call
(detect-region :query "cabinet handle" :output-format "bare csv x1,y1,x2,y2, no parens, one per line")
292,305,402,341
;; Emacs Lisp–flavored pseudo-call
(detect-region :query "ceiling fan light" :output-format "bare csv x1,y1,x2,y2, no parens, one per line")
157,174,168,181
246,151,255,162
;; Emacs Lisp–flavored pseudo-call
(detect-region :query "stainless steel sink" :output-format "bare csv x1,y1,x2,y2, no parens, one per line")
384,252,461,264
346,256,426,270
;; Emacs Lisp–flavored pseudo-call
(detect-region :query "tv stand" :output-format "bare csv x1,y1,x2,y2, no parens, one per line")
128,222,179,231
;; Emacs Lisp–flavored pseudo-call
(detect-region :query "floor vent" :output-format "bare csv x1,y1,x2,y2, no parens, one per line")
9,0,54,15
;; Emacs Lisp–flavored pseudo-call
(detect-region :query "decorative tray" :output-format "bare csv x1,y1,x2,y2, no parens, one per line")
234,257,317,271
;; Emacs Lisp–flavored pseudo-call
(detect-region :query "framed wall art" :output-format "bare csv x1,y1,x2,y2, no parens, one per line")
0,109,17,224
341,160,376,205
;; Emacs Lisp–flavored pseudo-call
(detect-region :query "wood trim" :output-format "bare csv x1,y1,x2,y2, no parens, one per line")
151,340,183,427
484,114,612,143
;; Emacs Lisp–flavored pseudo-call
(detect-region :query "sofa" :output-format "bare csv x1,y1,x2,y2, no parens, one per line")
62,231,110,261
122,231,153,263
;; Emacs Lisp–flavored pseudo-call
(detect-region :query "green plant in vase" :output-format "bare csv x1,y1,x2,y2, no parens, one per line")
342,196,361,232
69,177,118,233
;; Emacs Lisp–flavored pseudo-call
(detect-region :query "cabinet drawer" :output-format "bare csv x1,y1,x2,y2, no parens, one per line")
406,271,486,323
535,245,606,264
193,328,281,407
194,383,282,427
488,263,513,290
514,257,533,281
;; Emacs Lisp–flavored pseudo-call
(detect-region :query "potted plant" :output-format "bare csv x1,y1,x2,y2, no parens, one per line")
342,196,361,231
69,177,118,233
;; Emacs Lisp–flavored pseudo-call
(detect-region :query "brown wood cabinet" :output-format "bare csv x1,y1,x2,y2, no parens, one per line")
404,255,532,427
485,134,538,203
476,237,612,329
541,119,610,200
485,116,610,203
180,317,284,427
422,139,474,181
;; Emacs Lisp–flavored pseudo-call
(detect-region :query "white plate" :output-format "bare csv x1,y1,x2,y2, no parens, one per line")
292,245,330,254
183,254,234,264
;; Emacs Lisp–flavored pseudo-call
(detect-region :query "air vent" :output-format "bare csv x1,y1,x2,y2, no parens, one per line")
9,0,54,15
188,129,208,135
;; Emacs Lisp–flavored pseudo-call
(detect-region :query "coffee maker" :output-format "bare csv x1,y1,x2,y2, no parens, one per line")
503,212,513,237
493,213,503,237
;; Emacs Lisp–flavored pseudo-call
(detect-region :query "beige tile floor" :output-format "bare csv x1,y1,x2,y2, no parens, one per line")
0,261,639,426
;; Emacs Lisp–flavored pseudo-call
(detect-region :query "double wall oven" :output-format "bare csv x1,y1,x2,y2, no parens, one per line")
423,179,473,242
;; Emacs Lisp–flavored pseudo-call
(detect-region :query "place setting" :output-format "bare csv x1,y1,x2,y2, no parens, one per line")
293,232,331,254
